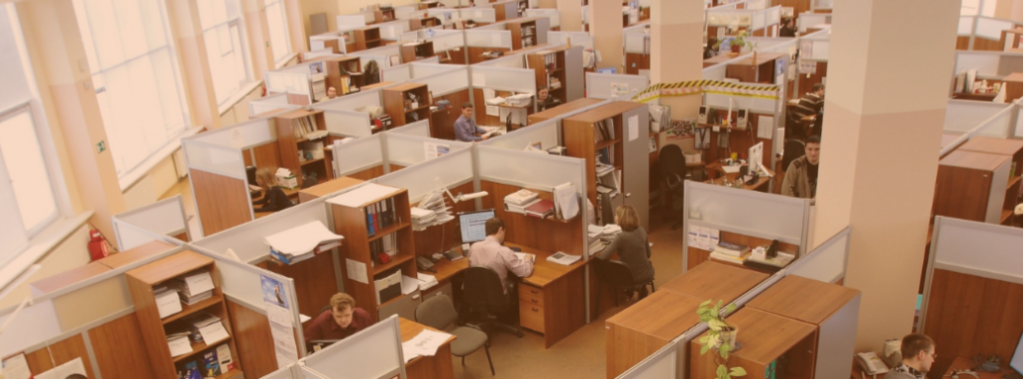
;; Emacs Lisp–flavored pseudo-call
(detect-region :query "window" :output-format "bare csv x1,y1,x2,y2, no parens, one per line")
0,109,58,235
265,0,292,64
73,0,190,177
198,0,253,105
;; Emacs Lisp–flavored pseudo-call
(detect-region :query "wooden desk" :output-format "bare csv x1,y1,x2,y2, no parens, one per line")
661,261,770,302
297,177,364,203
941,133,963,151
29,261,110,295
399,318,456,379
96,241,177,269
940,356,1015,379
1003,72,1022,103
605,291,703,378
253,186,301,219
704,161,773,192
421,242,587,349
957,136,1023,173
527,98,603,125
689,308,817,379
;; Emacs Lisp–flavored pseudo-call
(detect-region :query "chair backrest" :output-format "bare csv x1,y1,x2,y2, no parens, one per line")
462,266,510,313
592,259,634,288
415,294,457,331
783,139,806,170
658,144,688,188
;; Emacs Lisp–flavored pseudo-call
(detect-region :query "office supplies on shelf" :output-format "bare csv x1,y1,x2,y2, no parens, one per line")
714,242,751,257
375,269,402,305
155,287,182,319
546,252,582,266
275,168,298,190
411,207,436,231
744,252,794,271
167,335,193,358
166,271,214,305
416,272,438,290
216,344,235,372
709,251,749,264
505,198,540,215
264,221,344,265
505,189,539,206
553,182,579,220
525,199,556,219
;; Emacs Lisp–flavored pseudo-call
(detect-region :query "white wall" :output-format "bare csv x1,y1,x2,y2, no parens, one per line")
0,225,91,310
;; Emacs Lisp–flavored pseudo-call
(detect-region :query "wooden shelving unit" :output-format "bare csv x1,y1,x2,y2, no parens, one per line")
508,18,539,50
933,150,1017,225
689,308,817,379
126,251,243,379
354,27,383,51
314,56,364,93
274,110,333,185
527,48,568,104
400,41,435,63
382,83,431,129
954,137,1022,226
331,187,417,322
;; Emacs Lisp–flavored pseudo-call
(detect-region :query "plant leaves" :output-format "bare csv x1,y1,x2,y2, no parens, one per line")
700,300,712,308
726,303,737,313
716,365,729,379
719,342,730,359
710,307,720,319
699,335,710,344
730,367,747,377
716,300,724,311
700,344,710,356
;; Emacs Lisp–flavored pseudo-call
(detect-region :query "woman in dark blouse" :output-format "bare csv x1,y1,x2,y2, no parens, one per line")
596,205,655,299
253,167,293,212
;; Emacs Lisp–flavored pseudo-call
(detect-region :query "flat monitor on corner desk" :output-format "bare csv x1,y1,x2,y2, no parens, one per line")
748,142,764,174
1011,334,1023,376
459,209,494,245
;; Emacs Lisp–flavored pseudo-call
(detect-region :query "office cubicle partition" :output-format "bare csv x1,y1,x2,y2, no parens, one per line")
706,5,783,37
796,12,831,33
469,65,538,124
525,8,560,29
1016,100,1022,137
957,15,1022,51
682,181,812,271
481,118,561,151
376,145,474,203
265,63,322,105
952,50,1022,78
786,227,851,284
617,343,679,379
299,315,406,379
549,31,594,50
464,29,514,59
941,101,1020,156
262,364,300,379
384,133,472,170
388,120,431,137
250,93,302,117
112,195,191,249
586,72,649,100
919,216,1023,367
332,134,387,179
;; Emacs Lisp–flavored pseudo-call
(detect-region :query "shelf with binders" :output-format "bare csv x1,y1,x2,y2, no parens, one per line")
685,227,800,274
527,49,569,104
274,109,333,185
508,18,538,50
314,56,365,94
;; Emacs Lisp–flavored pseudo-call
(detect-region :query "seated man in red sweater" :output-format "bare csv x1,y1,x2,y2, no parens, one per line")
304,293,373,349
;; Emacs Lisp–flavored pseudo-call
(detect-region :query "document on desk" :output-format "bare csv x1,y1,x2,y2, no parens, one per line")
402,329,453,362
513,252,535,263
721,164,742,174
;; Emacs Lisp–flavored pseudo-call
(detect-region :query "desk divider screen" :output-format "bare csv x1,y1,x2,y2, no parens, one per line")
336,14,368,28
191,199,334,265
389,119,431,137
617,343,678,379
786,227,851,284
477,145,587,204
299,366,327,379
0,299,63,358
410,62,458,78
925,217,1023,288
303,49,336,61
952,51,1021,76
460,8,497,24
265,70,312,101
796,13,831,32
377,21,409,41
333,134,385,177
525,8,560,28
471,66,537,94
394,6,415,20
430,30,466,53
481,118,560,151
974,17,1016,41
958,16,976,35
315,89,384,113
375,148,475,202
112,221,180,253
385,133,471,167
970,104,1018,138
383,63,413,83
585,72,649,100
683,181,811,270
183,139,247,180
1015,102,1022,137
112,195,190,249
548,31,594,51
251,94,300,116
416,68,470,96
325,110,374,137
300,315,405,379
192,118,277,150
624,33,648,55
944,100,1009,134
465,30,513,49
475,53,527,68
262,363,299,379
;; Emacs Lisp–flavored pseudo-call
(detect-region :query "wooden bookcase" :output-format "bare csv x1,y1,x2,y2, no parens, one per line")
689,308,817,379
382,83,432,129
933,150,1017,225
331,188,417,322
314,56,364,93
274,110,333,185
126,250,243,379
527,48,568,104
354,27,383,51
562,102,650,228
508,18,539,50
400,41,435,63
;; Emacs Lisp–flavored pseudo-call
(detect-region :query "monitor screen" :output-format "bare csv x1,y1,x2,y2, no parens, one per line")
459,210,495,244
597,67,617,74
748,142,764,173
1011,334,1023,374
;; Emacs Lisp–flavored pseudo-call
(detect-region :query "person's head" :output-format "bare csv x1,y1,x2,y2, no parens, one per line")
65,374,88,379
329,293,357,329
900,333,936,373
783,17,794,27
255,167,279,190
805,135,820,165
461,102,474,118
327,86,337,98
614,206,640,232
811,83,825,96
484,217,506,243
538,87,549,100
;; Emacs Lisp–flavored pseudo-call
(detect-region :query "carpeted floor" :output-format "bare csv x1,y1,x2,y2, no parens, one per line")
452,219,684,379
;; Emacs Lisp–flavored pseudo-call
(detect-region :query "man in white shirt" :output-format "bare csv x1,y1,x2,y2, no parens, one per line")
467,218,535,294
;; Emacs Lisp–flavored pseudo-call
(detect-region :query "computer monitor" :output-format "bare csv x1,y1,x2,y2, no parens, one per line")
1011,334,1023,375
597,67,617,74
748,142,764,174
458,209,495,244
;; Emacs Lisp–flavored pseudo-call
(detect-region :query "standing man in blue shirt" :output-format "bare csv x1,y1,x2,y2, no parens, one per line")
454,102,490,142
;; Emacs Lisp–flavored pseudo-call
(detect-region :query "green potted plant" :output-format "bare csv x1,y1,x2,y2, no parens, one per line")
697,300,747,379
715,30,753,56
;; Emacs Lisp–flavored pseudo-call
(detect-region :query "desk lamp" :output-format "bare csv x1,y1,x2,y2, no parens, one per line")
436,177,488,203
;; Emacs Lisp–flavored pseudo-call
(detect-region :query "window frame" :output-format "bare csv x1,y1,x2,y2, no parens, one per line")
0,104,60,238
264,0,293,65
199,0,256,106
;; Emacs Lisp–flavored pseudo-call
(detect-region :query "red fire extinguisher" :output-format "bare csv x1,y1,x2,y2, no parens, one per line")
88,228,110,261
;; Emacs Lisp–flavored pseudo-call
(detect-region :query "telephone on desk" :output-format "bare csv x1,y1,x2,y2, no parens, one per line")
417,256,436,273
857,352,889,377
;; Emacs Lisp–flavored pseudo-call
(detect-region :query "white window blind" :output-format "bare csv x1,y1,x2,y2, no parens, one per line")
199,0,253,105
73,0,189,177
0,109,58,234
265,0,292,63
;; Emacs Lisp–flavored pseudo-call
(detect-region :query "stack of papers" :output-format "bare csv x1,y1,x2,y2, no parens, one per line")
155,287,182,319
602,224,622,237
416,273,438,291
596,163,615,177
417,191,453,230
546,252,582,266
167,332,193,358
166,271,215,306
410,207,436,231
264,221,344,265
401,329,453,363
190,314,230,345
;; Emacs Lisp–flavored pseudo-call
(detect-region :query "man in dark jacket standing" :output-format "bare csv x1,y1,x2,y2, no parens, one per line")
782,135,820,199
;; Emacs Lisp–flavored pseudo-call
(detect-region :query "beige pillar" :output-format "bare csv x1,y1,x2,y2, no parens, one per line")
167,0,221,130
285,0,308,53
17,0,126,245
589,0,624,72
812,0,960,352
557,0,583,32
650,0,704,120
243,0,275,81
995,0,1023,21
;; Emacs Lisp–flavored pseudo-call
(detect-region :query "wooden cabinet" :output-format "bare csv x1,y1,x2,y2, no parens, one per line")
382,83,432,129
330,187,417,322
726,53,785,84
625,52,650,75
274,110,332,184
313,56,364,94
605,291,703,378
518,284,546,333
400,41,435,63
526,46,585,104
126,251,243,379
354,27,383,51
933,150,1017,225
689,308,817,379
508,18,539,50
527,98,603,126
562,102,650,229
660,261,770,302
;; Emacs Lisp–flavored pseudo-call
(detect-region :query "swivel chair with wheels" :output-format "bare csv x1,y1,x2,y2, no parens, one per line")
415,295,495,376
591,259,654,318
658,145,706,230
462,266,523,338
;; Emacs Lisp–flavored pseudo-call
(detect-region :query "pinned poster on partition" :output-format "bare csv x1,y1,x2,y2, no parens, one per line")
611,83,630,97
261,275,299,369
798,40,816,74
424,142,450,161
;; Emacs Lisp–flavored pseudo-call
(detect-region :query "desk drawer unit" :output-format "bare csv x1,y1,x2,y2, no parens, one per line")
519,284,546,333
378,291,422,321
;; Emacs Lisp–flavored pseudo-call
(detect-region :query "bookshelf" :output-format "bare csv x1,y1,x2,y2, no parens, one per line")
316,56,364,94
330,186,417,322
354,27,383,51
933,150,1019,226
126,250,243,379
382,83,432,129
508,18,539,50
562,101,650,228
527,48,568,104
274,110,333,185
400,41,436,63
689,308,817,379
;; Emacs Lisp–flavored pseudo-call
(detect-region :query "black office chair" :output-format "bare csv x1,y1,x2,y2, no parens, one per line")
659,145,706,230
782,139,806,171
462,266,524,338
591,259,654,318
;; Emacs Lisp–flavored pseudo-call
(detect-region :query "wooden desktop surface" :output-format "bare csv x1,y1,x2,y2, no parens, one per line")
527,98,603,125
661,261,770,303
690,308,817,378
745,275,860,325
254,186,301,219
424,241,583,289
97,241,177,269
940,150,1011,172
399,317,456,379
705,161,773,192
957,136,1023,157
30,262,110,295
605,291,703,377
941,356,1015,379
297,176,364,203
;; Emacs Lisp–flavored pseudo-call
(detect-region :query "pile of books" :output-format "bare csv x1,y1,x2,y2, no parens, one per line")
265,221,345,265
709,242,751,264
417,191,453,229
410,207,435,231
166,271,215,306
525,199,555,219
365,197,399,237
504,189,539,215
188,313,222,343
291,114,320,139
588,225,606,255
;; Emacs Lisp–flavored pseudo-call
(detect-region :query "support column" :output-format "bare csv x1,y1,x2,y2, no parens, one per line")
812,0,960,352
17,0,125,244
285,0,308,54
589,0,624,72
167,0,221,129
557,0,582,32
650,0,705,120
243,0,275,81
